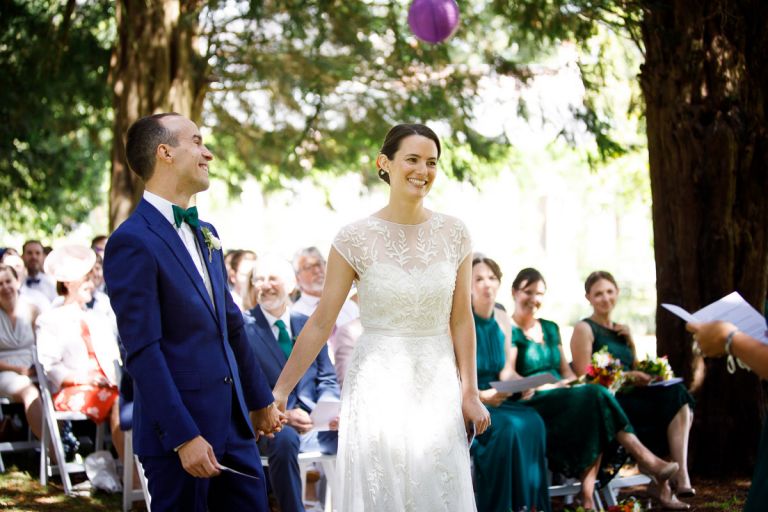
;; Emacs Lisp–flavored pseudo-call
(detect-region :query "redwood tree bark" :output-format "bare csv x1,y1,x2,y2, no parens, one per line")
109,0,208,230
640,1,768,475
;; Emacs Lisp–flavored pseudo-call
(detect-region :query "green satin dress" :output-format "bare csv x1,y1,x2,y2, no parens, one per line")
472,312,551,512
512,318,634,476
584,318,695,456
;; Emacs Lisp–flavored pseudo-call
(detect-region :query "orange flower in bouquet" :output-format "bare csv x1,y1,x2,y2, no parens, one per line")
583,346,625,394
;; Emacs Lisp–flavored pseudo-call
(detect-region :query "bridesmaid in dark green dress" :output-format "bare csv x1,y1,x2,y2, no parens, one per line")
571,270,694,510
508,268,680,510
688,319,768,512
470,256,550,512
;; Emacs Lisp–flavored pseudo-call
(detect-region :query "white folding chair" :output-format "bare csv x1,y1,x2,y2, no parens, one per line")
600,470,651,506
0,395,41,473
35,352,107,495
261,451,337,512
548,472,604,510
121,428,151,511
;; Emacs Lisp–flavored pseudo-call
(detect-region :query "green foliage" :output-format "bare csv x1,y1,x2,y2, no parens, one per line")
0,0,114,237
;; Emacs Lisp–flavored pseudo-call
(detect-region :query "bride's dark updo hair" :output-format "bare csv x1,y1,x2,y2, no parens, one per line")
377,124,441,185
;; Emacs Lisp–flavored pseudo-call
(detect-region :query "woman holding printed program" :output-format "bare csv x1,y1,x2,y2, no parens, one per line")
688,320,768,512
273,124,490,511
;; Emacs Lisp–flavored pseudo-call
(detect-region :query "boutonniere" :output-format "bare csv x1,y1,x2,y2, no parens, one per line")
201,227,222,262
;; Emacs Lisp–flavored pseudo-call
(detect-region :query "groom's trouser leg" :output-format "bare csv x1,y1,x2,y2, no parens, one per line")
208,414,268,511
140,452,210,512
259,425,303,512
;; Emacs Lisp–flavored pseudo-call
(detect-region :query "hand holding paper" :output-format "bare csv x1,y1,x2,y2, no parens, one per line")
309,399,341,432
662,292,768,344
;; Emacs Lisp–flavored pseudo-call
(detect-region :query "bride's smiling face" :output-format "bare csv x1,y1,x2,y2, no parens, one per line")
377,134,438,200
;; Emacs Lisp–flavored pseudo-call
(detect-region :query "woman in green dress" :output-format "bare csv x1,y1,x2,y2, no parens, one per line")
470,256,550,512
508,267,679,510
571,270,694,509
689,319,768,511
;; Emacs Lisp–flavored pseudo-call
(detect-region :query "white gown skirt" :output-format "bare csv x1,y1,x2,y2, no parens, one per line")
333,330,476,511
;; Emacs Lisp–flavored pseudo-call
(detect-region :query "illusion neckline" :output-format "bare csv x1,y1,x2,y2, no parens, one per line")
370,211,435,226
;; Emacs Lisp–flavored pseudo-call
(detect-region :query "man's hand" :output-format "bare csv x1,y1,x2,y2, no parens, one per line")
250,403,286,440
285,408,313,434
178,435,220,478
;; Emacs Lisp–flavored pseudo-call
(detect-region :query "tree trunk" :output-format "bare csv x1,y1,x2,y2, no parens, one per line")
109,0,208,231
641,0,768,475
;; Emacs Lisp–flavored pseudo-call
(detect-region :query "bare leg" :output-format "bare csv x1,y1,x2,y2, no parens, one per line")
616,430,678,482
110,403,124,461
580,454,601,509
15,385,43,440
668,406,693,490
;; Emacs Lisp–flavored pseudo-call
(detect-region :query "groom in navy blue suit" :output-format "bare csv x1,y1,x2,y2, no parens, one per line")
104,113,284,511
243,256,339,512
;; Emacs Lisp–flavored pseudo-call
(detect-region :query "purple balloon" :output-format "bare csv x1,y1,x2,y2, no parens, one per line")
407,0,460,44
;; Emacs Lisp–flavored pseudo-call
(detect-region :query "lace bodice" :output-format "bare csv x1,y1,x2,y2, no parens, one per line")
332,212,471,334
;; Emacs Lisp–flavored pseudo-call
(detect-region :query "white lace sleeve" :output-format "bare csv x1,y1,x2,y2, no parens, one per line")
332,221,373,277
442,216,472,270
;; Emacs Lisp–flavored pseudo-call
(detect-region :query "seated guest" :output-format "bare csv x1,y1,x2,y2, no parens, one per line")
2,254,50,312
243,255,340,512
0,263,43,440
90,235,108,260
228,249,257,310
292,247,359,365
22,240,56,302
508,267,680,510
36,246,125,461
571,271,694,508
470,256,550,512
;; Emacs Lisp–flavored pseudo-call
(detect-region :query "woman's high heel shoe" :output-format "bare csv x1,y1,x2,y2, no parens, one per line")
639,460,679,483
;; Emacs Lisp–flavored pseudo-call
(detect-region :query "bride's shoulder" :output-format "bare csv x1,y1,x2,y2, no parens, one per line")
428,212,470,233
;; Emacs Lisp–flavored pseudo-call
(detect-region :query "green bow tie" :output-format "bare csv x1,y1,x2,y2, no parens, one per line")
172,205,199,229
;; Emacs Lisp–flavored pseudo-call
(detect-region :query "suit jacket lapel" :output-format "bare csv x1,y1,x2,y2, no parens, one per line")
195,225,226,328
137,200,217,323
253,307,289,367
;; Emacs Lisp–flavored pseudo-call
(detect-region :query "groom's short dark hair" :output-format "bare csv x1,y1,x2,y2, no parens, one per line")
125,113,181,181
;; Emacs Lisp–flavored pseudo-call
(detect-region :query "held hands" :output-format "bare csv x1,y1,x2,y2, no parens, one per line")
626,370,653,386
462,392,491,437
250,402,287,440
686,321,736,357
178,435,221,478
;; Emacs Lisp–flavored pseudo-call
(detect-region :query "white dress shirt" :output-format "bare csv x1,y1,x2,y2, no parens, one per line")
294,293,359,327
261,308,293,341
24,272,57,302
143,191,214,306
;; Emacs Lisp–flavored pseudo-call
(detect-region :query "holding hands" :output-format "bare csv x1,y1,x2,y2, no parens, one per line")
250,402,287,440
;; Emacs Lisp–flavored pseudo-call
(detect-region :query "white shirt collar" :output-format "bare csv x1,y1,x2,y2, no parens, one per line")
143,190,178,227
297,293,320,307
262,307,292,334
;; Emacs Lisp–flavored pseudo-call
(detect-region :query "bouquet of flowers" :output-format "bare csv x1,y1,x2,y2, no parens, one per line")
583,346,625,394
636,355,675,382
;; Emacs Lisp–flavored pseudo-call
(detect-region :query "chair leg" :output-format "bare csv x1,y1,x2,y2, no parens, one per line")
320,459,335,512
122,430,133,512
39,414,48,486
135,456,151,510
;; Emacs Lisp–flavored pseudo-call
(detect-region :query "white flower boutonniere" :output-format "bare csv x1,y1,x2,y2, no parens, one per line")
201,227,222,262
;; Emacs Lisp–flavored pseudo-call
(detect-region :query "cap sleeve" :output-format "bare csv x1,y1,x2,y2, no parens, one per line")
450,217,472,268
332,221,371,277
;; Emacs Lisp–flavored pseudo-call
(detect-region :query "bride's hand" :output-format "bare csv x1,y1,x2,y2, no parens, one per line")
462,392,491,436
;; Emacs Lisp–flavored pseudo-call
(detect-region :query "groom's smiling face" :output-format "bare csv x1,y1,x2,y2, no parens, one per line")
161,116,213,195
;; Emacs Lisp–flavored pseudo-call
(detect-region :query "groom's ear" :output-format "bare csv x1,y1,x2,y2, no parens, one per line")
156,143,173,163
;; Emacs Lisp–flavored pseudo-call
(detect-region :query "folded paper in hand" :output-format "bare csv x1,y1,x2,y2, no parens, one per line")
661,291,768,344
309,399,341,432
490,373,557,394
218,464,261,480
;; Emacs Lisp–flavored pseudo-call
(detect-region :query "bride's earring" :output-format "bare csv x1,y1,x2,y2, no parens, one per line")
378,169,389,179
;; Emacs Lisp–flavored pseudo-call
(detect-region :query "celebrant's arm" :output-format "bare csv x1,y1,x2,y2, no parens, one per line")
273,248,354,408
688,321,768,379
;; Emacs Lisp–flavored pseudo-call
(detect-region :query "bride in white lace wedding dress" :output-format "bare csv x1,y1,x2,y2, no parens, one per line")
273,124,490,511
